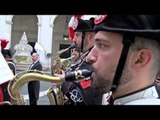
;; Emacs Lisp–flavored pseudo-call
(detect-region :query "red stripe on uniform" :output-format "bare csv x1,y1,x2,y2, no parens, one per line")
0,87,4,102
80,80,91,89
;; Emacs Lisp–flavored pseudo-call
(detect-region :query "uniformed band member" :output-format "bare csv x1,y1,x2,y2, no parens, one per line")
0,39,16,102
54,15,96,105
86,15,160,105
1,49,16,102
68,15,95,71
2,49,16,75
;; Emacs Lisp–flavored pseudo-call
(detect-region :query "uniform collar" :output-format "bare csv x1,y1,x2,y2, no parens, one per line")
112,85,159,105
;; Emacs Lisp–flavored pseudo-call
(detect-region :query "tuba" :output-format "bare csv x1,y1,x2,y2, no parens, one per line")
5,69,91,105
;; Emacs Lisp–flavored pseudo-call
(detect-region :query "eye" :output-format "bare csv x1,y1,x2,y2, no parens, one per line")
96,42,108,49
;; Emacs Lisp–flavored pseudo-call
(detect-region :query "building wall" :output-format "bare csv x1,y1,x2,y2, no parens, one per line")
0,15,71,70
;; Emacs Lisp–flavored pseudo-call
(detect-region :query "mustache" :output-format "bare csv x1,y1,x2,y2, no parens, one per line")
84,61,94,73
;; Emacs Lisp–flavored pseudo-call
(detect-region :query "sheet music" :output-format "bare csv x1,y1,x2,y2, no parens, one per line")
0,52,14,84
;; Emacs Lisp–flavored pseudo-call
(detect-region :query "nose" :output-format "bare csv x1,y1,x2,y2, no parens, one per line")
86,47,97,64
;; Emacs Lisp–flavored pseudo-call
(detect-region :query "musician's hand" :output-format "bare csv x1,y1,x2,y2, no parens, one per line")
53,70,66,82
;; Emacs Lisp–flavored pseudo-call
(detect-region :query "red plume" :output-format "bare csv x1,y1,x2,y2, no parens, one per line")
1,39,9,49
68,15,83,43
68,27,74,43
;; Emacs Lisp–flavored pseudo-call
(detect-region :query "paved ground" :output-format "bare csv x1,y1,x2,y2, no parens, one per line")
21,81,53,105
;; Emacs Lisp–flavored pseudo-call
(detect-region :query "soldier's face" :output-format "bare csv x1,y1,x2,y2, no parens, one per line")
86,31,123,95
71,48,81,62
73,32,82,50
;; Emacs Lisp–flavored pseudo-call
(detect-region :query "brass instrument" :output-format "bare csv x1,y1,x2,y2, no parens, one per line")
51,43,76,75
0,101,12,105
7,70,62,105
5,69,91,105
45,84,66,105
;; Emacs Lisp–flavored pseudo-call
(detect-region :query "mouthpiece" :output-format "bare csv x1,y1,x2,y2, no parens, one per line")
65,69,92,81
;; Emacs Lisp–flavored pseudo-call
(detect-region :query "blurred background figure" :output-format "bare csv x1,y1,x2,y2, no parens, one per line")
2,49,16,75
28,52,42,105
0,39,15,102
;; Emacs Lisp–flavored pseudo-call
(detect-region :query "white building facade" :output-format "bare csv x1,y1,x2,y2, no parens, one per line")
0,15,72,70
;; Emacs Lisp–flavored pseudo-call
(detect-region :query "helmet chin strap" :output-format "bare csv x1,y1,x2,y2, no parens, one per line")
80,31,85,53
110,34,135,93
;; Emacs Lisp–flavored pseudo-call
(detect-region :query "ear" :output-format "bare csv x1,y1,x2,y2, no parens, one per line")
134,49,152,67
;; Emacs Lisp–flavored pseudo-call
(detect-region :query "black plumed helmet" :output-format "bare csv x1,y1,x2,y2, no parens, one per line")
1,49,13,57
75,17,95,32
68,15,95,42
94,15,160,40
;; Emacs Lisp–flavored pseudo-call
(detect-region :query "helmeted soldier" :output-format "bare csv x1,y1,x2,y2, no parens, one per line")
54,15,96,105
68,15,95,70
86,15,160,105
0,39,14,102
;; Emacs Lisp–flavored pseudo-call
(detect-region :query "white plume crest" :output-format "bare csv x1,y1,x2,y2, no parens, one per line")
81,15,96,20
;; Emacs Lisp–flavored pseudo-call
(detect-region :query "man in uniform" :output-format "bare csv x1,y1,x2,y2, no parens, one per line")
1,49,16,102
86,15,160,105
0,39,15,103
54,15,96,105
2,49,16,75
